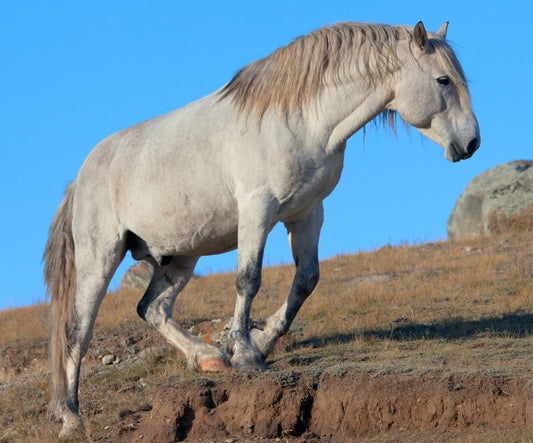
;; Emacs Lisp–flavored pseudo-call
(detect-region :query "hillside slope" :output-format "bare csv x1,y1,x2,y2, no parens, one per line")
1,233,533,441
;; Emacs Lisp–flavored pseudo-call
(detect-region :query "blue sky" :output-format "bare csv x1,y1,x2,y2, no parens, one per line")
1,1,531,309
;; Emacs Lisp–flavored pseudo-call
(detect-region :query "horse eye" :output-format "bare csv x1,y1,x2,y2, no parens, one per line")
437,76,450,86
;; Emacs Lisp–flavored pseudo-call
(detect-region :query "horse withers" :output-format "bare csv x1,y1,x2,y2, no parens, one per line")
44,21,480,438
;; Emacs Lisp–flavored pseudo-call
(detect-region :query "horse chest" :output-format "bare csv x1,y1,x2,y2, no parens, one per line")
276,151,344,219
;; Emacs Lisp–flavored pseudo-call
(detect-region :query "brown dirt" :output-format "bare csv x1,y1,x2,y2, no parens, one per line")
99,370,533,442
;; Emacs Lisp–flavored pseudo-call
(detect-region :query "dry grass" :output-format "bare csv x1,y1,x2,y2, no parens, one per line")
0,303,49,346
1,232,533,441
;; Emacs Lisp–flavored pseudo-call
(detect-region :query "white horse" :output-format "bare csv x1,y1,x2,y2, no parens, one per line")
44,21,479,438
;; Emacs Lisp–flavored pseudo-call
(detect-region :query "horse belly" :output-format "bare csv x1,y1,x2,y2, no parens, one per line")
123,190,239,258
170,209,239,256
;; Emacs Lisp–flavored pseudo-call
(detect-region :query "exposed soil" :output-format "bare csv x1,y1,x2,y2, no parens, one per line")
4,322,532,442
99,370,533,442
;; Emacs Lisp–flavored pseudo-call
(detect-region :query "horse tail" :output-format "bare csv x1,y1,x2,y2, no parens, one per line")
44,182,76,417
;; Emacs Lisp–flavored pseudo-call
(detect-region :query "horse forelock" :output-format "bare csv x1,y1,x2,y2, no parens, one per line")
219,22,404,120
427,36,471,107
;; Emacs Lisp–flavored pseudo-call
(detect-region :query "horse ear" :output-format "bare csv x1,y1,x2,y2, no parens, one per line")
414,21,428,51
436,21,449,38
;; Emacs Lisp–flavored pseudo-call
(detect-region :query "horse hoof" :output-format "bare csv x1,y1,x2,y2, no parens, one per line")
58,417,84,441
231,357,268,372
53,410,85,441
200,358,230,372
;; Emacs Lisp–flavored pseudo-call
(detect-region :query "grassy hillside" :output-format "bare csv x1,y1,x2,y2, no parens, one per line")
1,233,533,441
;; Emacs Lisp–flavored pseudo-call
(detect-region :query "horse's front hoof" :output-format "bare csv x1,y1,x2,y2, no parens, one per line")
200,357,231,372
231,355,268,372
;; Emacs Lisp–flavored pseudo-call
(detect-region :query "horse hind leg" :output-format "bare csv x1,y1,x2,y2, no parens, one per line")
45,183,126,439
136,256,230,372
53,244,124,439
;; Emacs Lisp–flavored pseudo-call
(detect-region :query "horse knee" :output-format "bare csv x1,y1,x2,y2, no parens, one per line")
236,263,262,298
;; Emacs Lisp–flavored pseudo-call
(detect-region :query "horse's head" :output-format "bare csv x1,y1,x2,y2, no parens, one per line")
392,22,480,162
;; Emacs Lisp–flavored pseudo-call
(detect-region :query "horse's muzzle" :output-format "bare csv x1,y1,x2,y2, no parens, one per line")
447,136,480,162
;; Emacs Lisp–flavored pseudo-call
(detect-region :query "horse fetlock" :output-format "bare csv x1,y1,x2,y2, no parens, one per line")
49,401,64,423
249,314,287,357
226,329,249,354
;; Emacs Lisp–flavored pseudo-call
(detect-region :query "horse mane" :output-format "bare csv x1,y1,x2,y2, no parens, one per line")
219,22,470,128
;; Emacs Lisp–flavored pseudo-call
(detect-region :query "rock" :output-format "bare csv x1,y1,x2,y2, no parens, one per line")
95,347,105,357
120,261,153,290
102,354,116,365
448,160,533,239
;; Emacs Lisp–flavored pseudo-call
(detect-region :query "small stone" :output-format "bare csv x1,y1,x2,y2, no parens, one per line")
243,424,254,434
102,354,115,365
121,423,136,432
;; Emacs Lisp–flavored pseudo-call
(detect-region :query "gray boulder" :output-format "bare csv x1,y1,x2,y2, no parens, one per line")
120,261,153,290
447,160,533,240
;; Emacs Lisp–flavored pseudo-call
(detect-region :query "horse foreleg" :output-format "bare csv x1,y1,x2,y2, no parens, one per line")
228,197,276,371
136,256,230,372
250,203,323,358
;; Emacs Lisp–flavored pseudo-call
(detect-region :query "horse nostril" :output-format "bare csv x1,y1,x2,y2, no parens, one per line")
467,137,480,155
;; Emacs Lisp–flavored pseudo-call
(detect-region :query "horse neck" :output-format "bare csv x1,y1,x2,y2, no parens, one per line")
313,77,395,154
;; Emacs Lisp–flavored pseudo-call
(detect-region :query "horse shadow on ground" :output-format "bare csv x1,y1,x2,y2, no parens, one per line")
285,313,533,354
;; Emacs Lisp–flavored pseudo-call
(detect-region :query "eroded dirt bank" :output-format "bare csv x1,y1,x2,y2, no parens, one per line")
102,371,533,442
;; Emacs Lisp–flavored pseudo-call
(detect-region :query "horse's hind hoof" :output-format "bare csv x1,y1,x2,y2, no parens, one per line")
200,357,231,372
58,412,85,440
